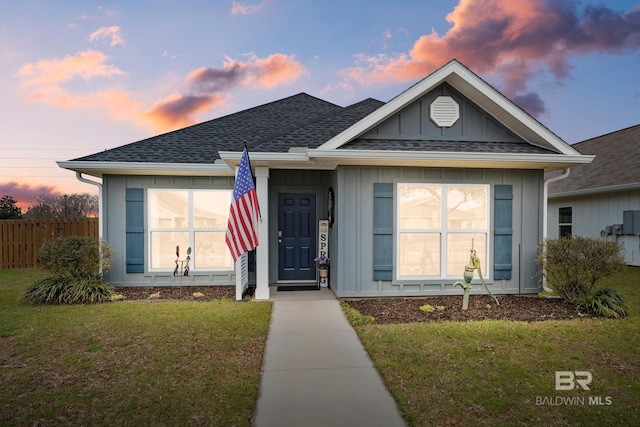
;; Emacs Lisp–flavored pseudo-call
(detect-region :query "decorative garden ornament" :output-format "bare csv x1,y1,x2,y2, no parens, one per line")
174,245,192,295
453,242,499,310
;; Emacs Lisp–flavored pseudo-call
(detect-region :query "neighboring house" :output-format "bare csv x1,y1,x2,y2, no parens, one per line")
547,124,640,266
58,60,592,299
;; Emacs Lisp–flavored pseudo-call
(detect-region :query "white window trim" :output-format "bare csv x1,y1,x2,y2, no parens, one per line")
395,183,491,282
558,205,573,237
147,189,233,272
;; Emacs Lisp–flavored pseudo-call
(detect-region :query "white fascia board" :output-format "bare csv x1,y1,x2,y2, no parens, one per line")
319,60,578,156
549,182,640,199
310,149,594,168
218,150,310,166
56,161,233,178
452,69,577,156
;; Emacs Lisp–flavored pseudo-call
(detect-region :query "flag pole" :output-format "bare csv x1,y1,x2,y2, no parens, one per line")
243,141,262,222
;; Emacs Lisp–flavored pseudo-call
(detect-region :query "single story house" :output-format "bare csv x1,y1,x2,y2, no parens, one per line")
58,59,593,299
547,124,640,266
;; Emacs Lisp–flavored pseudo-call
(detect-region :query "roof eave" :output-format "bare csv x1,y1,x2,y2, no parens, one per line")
549,182,640,199
58,150,594,176
57,160,233,178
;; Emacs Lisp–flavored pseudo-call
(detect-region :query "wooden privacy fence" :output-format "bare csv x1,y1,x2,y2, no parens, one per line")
0,218,99,269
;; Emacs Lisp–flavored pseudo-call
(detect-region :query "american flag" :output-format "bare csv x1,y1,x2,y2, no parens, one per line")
225,149,260,262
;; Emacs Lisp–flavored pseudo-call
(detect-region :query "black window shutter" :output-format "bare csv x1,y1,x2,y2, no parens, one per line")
493,185,513,280
373,183,393,281
126,188,145,273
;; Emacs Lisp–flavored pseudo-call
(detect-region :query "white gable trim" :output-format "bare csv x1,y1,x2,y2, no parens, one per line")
319,60,580,156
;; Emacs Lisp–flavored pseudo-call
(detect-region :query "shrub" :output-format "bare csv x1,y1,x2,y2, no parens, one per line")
559,281,588,305
38,236,113,279
537,236,628,317
537,237,626,301
25,236,115,304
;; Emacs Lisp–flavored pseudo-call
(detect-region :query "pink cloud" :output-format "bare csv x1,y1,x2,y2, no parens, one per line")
16,50,144,124
336,0,640,117
89,26,125,47
232,53,305,88
18,50,124,87
146,53,303,131
17,50,303,133
187,53,303,90
231,1,269,15
0,181,61,211
143,93,227,132
97,6,118,17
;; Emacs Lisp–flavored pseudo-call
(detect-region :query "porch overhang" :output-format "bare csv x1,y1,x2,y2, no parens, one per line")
309,149,594,172
218,149,595,172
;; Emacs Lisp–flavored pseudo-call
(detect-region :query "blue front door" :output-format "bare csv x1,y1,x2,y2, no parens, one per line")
278,193,316,281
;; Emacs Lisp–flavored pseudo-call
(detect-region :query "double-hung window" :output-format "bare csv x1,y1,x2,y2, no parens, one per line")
397,183,490,279
558,207,572,237
148,189,233,271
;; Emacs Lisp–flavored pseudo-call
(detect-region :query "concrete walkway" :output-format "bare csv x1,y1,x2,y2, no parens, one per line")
252,287,406,427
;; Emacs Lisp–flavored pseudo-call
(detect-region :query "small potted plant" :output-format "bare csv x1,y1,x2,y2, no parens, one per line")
314,255,330,277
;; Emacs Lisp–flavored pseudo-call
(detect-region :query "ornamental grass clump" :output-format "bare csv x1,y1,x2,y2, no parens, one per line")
24,236,114,304
537,236,628,317
576,287,628,318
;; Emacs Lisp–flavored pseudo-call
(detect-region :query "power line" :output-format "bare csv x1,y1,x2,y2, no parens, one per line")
1,157,73,160
0,176,81,178
0,147,91,151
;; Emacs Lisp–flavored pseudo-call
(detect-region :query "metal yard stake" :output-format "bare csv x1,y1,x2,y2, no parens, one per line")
174,245,191,296
453,240,499,310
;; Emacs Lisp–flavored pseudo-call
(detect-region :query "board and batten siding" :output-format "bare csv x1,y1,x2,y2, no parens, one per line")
334,166,543,297
104,175,235,287
548,190,640,266
360,83,525,143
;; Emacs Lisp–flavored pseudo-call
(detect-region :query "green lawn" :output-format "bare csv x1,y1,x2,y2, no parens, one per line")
351,267,640,427
0,269,272,427
4,268,639,426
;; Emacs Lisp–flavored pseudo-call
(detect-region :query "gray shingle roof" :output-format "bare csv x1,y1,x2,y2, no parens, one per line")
548,124,640,194
253,98,385,153
69,89,571,166
341,139,557,154
71,93,382,163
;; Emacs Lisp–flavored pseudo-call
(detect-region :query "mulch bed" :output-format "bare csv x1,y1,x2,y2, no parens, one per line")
113,286,590,323
344,294,593,323
114,286,236,301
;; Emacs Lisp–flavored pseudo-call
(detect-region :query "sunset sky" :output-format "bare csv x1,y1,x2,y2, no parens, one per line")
1,0,639,210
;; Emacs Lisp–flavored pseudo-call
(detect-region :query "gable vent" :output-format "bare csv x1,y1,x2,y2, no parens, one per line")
430,96,459,127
